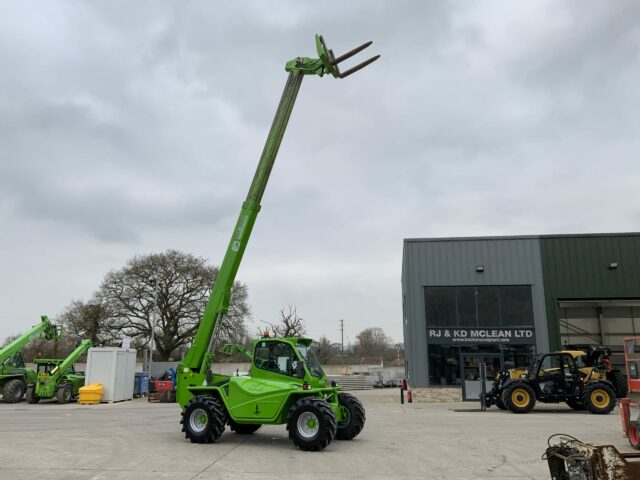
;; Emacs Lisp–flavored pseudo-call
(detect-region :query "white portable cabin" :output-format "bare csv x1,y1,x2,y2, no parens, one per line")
85,347,136,402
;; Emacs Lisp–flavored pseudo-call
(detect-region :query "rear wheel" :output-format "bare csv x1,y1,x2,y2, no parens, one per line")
583,383,616,414
180,396,227,443
228,419,261,435
287,397,336,451
607,371,628,398
2,379,25,403
629,421,640,450
336,392,366,440
566,398,585,411
503,384,536,413
56,384,73,404
26,386,40,404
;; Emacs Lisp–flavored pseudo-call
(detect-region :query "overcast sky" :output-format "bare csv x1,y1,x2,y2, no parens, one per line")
1,1,639,346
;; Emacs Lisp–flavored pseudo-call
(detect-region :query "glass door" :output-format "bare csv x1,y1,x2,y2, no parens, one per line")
460,354,502,401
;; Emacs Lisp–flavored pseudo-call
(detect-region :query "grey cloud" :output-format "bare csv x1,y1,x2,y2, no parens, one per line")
1,1,639,344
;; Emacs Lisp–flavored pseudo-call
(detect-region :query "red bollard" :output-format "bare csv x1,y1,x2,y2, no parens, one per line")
407,382,412,403
402,378,408,391
620,398,631,435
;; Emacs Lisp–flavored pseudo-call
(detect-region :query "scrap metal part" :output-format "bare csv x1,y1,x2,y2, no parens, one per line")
545,435,640,479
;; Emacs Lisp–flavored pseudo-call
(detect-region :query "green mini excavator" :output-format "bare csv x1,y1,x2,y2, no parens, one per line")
176,35,378,451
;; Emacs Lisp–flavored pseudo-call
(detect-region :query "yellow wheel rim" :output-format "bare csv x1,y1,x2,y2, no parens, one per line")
512,388,531,408
591,389,610,408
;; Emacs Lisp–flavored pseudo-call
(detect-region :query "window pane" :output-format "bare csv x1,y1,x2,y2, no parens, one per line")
457,287,476,326
500,286,533,326
255,341,300,377
477,286,500,326
425,287,456,326
428,345,460,386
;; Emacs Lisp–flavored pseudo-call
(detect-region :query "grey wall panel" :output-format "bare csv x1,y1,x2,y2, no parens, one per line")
401,237,549,387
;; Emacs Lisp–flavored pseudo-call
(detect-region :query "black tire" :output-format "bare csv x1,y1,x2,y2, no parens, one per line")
287,397,337,451
228,419,261,435
335,392,366,440
56,384,73,404
2,379,25,403
607,370,628,398
180,396,227,443
26,386,40,404
502,383,536,414
583,383,616,415
566,398,585,411
495,396,508,410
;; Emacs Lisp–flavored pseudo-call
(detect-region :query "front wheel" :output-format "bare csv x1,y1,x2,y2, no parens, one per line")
180,396,227,443
336,392,365,440
26,386,40,404
287,397,337,451
56,384,73,404
503,383,536,413
583,383,616,415
2,379,25,403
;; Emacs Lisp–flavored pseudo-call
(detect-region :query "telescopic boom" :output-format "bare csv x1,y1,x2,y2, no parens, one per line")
177,35,378,392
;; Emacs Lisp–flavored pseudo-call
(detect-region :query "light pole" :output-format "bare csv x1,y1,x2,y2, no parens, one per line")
148,276,158,380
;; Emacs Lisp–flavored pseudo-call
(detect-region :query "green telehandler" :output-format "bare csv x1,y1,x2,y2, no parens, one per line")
0,316,61,403
26,339,92,404
176,35,378,451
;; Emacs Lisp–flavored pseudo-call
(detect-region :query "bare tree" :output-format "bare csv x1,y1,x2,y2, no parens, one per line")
314,335,336,364
58,300,117,346
354,327,390,359
67,250,250,361
261,305,307,338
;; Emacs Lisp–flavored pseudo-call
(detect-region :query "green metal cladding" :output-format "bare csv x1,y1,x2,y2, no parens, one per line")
539,234,640,350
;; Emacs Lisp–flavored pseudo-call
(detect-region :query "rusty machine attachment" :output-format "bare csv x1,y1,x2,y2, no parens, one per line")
544,434,640,479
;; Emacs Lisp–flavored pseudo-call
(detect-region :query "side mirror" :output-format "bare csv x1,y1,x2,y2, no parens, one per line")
295,361,305,379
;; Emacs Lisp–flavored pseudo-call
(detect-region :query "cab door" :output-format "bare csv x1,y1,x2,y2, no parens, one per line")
534,354,566,399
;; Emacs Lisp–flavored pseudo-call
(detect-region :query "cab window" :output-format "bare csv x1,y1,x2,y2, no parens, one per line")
4,352,25,368
254,341,303,378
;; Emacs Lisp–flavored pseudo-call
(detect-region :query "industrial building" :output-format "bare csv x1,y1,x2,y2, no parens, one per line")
401,233,640,400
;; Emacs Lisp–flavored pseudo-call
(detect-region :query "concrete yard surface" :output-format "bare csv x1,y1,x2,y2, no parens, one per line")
0,389,634,479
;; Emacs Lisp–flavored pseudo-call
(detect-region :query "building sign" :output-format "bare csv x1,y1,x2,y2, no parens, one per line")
427,327,535,345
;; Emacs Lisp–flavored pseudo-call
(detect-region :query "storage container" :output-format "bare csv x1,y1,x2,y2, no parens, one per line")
85,348,137,402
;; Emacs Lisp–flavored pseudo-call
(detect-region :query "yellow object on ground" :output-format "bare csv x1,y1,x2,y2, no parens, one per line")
79,384,103,405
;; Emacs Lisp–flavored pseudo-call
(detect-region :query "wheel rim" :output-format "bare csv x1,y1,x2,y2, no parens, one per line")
630,424,640,446
590,389,610,408
511,389,530,408
339,406,351,426
297,412,319,439
189,408,208,433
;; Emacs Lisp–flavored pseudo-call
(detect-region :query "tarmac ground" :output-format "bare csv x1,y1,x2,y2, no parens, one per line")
0,389,635,479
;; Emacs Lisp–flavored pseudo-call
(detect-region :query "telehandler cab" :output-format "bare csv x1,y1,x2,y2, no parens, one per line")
176,35,378,451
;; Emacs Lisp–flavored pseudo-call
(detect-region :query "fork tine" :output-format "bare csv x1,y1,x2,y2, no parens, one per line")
338,55,380,78
332,41,373,66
